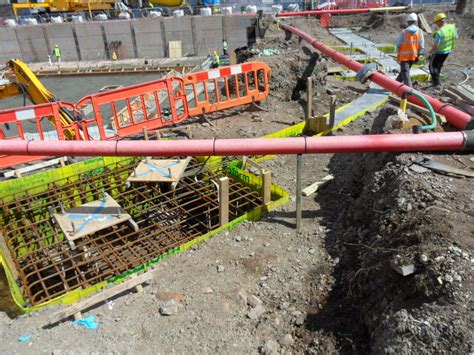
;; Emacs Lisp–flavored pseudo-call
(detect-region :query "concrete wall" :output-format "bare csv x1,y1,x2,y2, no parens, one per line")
0,27,22,63
132,18,165,58
75,22,106,61
9,15,257,63
162,17,194,56
14,25,49,62
223,16,257,49
192,16,224,56
45,23,79,61
103,21,136,59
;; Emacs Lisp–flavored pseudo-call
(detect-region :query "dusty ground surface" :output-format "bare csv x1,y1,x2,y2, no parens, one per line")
0,8,473,354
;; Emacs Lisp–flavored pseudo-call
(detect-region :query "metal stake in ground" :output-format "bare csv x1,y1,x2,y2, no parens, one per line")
296,154,303,230
306,76,313,121
329,95,337,129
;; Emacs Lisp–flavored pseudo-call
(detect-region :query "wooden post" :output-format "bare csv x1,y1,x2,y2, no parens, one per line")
296,154,303,230
219,177,229,226
328,95,336,129
306,76,313,121
143,127,149,140
261,169,271,206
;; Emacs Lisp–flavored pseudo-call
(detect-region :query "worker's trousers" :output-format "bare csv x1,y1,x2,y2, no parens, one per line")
396,61,415,87
429,53,449,86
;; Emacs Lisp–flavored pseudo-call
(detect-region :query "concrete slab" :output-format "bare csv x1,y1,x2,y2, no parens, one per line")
132,18,165,58
330,28,429,80
333,84,388,128
44,23,79,61
0,27,22,63
14,25,49,62
74,22,106,61
103,21,135,59
330,28,398,71
192,16,223,56
162,17,194,57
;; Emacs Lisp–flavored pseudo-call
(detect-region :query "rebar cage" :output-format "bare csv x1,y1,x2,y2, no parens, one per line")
0,157,265,308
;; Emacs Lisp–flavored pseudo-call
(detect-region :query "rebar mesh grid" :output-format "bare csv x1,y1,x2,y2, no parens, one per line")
0,159,262,306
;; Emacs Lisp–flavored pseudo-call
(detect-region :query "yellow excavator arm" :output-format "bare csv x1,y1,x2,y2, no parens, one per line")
1,59,77,139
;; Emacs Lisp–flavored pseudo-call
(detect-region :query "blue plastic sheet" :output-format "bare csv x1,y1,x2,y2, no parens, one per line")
18,334,31,342
72,314,99,329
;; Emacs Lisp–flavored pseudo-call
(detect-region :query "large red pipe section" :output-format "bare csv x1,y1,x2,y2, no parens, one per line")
278,8,370,17
0,132,471,157
280,24,474,130
277,6,408,17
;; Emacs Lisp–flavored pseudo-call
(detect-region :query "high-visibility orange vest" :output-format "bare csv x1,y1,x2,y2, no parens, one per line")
397,29,421,62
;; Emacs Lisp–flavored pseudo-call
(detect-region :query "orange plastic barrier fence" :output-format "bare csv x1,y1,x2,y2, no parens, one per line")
75,77,189,140
184,62,271,117
0,101,78,168
0,62,271,170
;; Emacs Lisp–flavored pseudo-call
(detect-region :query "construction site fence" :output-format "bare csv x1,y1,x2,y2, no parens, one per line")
0,62,271,169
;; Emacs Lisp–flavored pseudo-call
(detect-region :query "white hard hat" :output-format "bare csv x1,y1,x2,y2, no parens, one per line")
407,13,418,22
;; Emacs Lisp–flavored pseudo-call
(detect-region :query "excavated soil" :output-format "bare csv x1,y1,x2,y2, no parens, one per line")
0,8,473,354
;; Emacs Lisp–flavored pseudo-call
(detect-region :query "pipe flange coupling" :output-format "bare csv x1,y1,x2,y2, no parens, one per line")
355,63,377,84
463,129,474,151
464,117,474,131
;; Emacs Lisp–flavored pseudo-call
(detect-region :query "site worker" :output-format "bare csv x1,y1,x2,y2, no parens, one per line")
212,51,220,69
223,39,228,56
395,13,424,87
427,13,458,87
111,51,118,61
52,44,62,64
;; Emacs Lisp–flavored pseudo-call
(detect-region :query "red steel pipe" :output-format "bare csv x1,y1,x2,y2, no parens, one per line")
278,8,370,17
0,132,470,157
280,24,474,130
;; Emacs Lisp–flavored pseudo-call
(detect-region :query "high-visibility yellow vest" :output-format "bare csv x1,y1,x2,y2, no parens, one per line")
54,47,61,57
434,24,457,53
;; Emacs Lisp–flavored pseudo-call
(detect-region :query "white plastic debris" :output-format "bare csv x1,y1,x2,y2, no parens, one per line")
199,7,212,16
245,5,257,14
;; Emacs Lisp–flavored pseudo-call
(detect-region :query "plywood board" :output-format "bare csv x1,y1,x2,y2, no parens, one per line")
127,158,190,183
418,13,432,34
168,40,182,58
52,193,132,242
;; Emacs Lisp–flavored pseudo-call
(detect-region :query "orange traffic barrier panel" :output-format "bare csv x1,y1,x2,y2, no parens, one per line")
75,77,189,140
0,63,271,170
183,62,271,117
0,101,79,168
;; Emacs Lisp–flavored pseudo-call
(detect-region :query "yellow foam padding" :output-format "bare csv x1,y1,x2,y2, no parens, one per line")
0,156,288,313
376,45,397,54
0,157,134,201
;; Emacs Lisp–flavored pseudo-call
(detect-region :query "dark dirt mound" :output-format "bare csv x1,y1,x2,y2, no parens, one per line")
307,107,473,353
